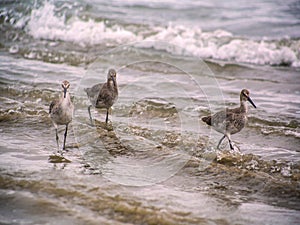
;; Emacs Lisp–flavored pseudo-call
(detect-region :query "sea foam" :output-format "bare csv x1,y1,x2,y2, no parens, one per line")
20,2,300,67
143,24,300,67
26,2,140,47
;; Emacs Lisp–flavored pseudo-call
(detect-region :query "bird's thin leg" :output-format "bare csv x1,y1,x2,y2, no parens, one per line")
226,134,234,150
55,128,59,150
228,140,234,150
105,108,109,124
88,105,93,125
63,124,68,150
217,135,226,149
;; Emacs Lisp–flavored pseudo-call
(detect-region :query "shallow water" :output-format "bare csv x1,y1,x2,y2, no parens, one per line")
1,0,300,224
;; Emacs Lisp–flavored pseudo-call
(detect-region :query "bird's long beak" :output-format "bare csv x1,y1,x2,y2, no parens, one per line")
111,76,116,87
247,96,256,108
63,88,67,98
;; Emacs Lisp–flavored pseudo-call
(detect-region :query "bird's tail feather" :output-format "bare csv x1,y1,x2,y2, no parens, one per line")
201,116,212,126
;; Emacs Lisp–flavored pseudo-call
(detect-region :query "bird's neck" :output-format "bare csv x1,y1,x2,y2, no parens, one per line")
108,79,117,90
240,100,248,113
61,91,71,101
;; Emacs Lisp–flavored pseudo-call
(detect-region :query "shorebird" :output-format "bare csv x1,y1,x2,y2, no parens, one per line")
84,69,118,125
49,80,74,151
202,89,256,150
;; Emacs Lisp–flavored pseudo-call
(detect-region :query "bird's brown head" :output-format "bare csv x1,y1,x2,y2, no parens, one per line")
241,89,256,108
107,69,117,86
61,80,70,98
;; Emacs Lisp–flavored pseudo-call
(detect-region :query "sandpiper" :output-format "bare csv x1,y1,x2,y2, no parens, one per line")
49,80,74,151
84,69,118,124
202,89,256,150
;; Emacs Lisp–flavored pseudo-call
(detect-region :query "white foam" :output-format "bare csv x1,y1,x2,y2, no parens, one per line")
217,40,298,66
25,2,140,47
281,163,292,177
19,2,300,67
9,45,19,54
143,24,300,67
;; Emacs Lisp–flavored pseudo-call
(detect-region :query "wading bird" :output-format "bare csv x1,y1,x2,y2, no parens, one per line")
85,69,118,125
202,89,256,150
49,80,74,151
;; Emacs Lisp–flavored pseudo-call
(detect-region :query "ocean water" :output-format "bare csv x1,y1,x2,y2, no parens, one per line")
0,0,300,224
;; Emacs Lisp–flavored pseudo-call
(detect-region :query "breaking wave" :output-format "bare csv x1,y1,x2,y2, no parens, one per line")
2,1,300,67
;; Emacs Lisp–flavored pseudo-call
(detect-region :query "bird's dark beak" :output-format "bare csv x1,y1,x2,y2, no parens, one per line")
111,76,116,87
247,96,256,108
63,88,67,98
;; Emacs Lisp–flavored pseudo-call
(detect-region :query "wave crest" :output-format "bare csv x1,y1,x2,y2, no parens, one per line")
7,1,300,67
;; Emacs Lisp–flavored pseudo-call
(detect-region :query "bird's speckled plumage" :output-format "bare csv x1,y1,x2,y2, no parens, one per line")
49,80,74,151
85,69,118,124
202,89,256,150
